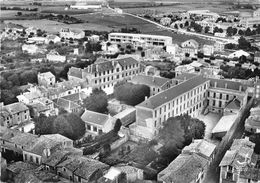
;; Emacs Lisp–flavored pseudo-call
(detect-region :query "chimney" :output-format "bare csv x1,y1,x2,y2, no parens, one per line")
225,83,228,89
214,82,217,88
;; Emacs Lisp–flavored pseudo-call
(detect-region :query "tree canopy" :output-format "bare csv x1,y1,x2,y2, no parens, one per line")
35,113,86,140
114,82,150,106
82,88,108,113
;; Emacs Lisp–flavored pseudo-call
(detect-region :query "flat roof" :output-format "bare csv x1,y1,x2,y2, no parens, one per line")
212,114,237,134
109,32,172,39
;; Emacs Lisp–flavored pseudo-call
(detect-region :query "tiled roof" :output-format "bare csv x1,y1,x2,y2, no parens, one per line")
57,156,81,171
174,72,198,81
225,98,241,110
138,75,208,109
10,132,38,149
38,72,55,79
20,90,43,100
81,110,117,126
208,78,247,92
56,80,81,90
219,150,237,167
114,165,142,174
30,103,49,112
130,74,170,87
54,98,81,111
61,93,82,102
182,139,216,158
7,161,37,174
42,150,70,167
116,57,139,67
240,168,260,181
43,134,72,143
158,154,208,183
4,102,29,114
68,67,83,79
255,52,260,57
245,116,260,130
74,157,109,180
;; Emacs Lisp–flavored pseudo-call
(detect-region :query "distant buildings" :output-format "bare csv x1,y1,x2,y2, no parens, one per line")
108,33,173,48
46,50,66,62
59,28,85,39
37,72,56,87
245,105,260,133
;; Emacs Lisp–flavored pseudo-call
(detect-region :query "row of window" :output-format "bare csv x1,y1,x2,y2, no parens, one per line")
208,92,230,100
24,153,40,164
93,65,139,77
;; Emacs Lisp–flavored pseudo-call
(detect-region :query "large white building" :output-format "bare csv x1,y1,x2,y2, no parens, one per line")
108,33,173,48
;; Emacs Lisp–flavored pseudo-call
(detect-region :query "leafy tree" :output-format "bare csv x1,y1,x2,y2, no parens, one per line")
213,27,219,33
184,21,189,27
232,28,238,35
114,82,150,106
53,113,86,140
174,24,178,29
238,29,244,36
204,26,210,33
226,26,234,36
83,88,108,113
17,12,22,16
245,28,252,36
238,36,251,50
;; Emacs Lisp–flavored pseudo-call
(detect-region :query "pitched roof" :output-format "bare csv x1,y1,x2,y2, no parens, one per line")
7,161,37,174
38,72,55,79
245,116,260,130
54,98,81,111
43,134,72,143
42,150,70,167
30,103,49,112
208,78,247,92
68,67,83,79
174,72,198,81
158,154,208,183
182,139,216,158
240,168,260,181
73,157,109,180
137,75,208,109
114,165,142,174
10,132,38,149
130,74,170,87
225,98,241,110
116,57,139,67
81,110,117,126
4,102,29,114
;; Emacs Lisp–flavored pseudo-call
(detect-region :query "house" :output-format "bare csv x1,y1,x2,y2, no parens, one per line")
181,39,199,49
158,153,208,183
175,65,195,76
89,35,100,42
245,106,260,133
182,139,216,164
53,98,82,114
113,107,136,127
45,35,61,44
22,44,39,54
23,136,62,165
38,72,56,87
56,155,109,182
223,98,241,115
103,165,144,183
68,57,141,95
254,52,260,63
0,102,30,128
203,44,214,56
160,17,172,26
81,110,117,135
59,28,85,39
11,120,35,133
219,138,257,183
17,89,43,104
29,97,55,117
228,50,250,59
25,27,37,35
130,74,173,96
46,50,66,62
28,37,46,44
214,41,226,52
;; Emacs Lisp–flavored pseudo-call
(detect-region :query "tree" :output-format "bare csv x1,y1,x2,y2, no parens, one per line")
226,26,234,37
17,12,22,16
174,24,178,29
180,24,183,29
213,27,219,33
238,36,251,50
204,26,210,34
83,88,108,113
184,21,189,27
238,29,244,36
53,113,86,140
245,28,252,36
114,82,150,106
232,28,238,35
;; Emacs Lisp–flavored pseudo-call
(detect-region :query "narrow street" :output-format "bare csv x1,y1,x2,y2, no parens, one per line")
203,98,254,183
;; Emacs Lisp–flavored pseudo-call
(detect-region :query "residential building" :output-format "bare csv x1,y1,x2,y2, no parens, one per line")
59,28,85,39
131,75,209,140
81,109,117,135
214,41,226,52
158,153,208,183
175,65,195,76
68,57,141,95
46,50,66,62
219,138,257,183
37,72,56,87
56,155,109,182
21,44,39,54
206,78,248,114
187,10,219,20
28,37,46,44
228,50,250,59
103,165,144,183
182,139,216,164
53,97,82,114
130,74,173,96
0,102,30,128
203,44,214,56
239,168,260,183
17,89,43,104
245,105,260,133
45,35,61,44
108,33,173,48
160,17,172,26
253,8,260,17
181,39,199,50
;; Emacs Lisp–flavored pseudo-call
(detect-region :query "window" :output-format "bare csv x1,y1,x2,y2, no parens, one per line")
24,154,27,161
226,172,233,180
220,93,222,99
116,68,119,72
154,121,156,127
36,157,39,164
226,94,229,100
213,100,215,106
63,167,66,172
87,125,91,130
228,166,232,172
93,127,97,132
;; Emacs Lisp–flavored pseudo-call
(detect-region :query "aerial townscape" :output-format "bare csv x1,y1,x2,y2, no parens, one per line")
1,0,260,183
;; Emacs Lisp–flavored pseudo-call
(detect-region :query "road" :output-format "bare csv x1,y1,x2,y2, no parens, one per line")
121,11,238,44
203,98,254,183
